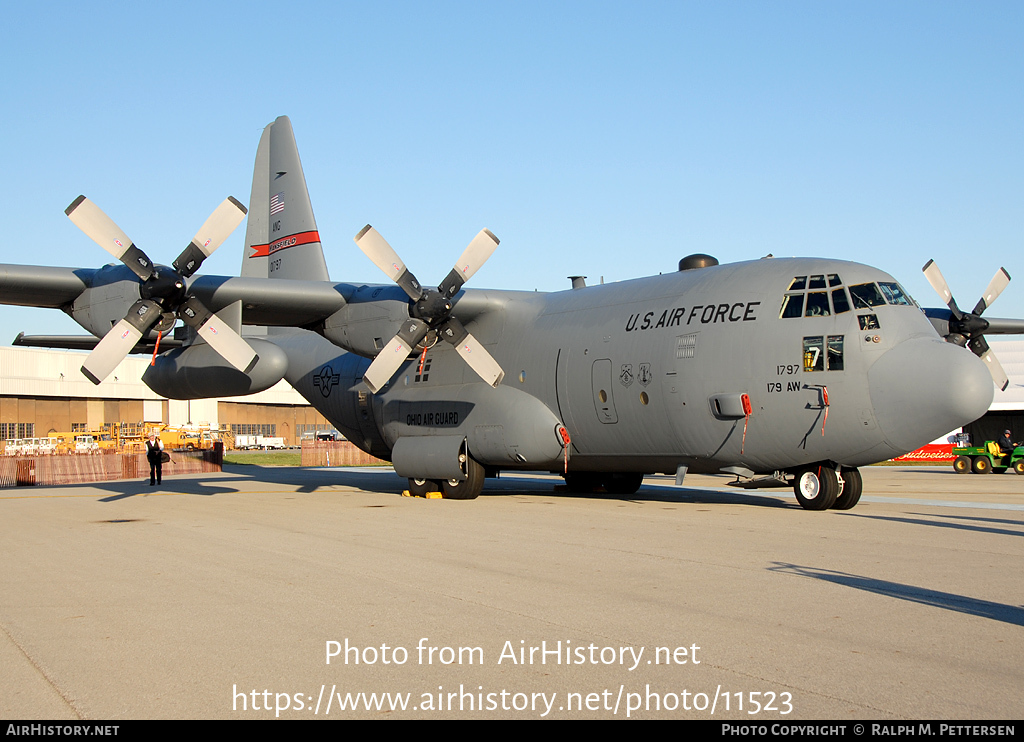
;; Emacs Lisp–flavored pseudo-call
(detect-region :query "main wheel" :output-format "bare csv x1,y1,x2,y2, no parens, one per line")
831,467,862,510
793,466,839,510
441,457,485,500
952,456,972,474
972,456,992,474
408,478,441,497
604,472,644,495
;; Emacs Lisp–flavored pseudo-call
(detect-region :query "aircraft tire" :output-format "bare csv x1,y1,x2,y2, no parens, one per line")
441,457,485,500
831,467,862,510
408,478,441,497
953,456,972,474
604,472,644,495
793,466,839,510
972,456,992,474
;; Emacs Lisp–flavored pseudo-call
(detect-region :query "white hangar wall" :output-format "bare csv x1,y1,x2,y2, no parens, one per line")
0,346,331,444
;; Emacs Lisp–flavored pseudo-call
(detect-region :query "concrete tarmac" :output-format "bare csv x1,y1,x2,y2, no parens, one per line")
0,464,1021,719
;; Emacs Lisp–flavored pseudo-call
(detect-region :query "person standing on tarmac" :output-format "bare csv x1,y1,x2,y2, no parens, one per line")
146,433,165,486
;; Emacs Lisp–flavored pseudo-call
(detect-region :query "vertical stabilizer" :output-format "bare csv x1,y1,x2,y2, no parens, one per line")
242,124,271,279
245,116,330,283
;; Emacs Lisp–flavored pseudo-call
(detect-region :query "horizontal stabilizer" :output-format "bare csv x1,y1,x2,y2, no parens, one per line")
13,332,182,352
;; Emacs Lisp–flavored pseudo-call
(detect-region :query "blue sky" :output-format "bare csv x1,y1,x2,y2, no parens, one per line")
3,1,1022,336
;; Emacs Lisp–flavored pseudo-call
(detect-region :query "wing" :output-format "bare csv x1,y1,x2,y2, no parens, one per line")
0,265,94,307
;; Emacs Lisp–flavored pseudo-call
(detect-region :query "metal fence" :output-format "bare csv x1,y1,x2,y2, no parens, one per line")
0,447,223,487
300,441,387,467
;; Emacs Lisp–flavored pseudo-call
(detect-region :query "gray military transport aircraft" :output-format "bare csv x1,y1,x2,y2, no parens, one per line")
4,116,1023,510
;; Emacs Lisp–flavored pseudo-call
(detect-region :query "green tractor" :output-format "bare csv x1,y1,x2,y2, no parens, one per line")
952,441,1024,474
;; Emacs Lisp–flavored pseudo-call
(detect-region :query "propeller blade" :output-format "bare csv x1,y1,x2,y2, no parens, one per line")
922,259,962,320
453,333,505,388
979,347,1010,392
438,317,504,388
177,298,258,373
362,318,430,394
173,197,248,277
972,267,1011,316
80,300,162,384
354,225,423,301
438,229,499,299
65,196,155,281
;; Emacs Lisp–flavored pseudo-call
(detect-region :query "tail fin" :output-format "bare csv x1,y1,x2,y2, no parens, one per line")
241,124,271,279
243,116,330,282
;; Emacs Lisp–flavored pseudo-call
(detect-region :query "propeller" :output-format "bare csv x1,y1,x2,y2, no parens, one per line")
922,259,1012,391
65,195,258,384
354,225,504,393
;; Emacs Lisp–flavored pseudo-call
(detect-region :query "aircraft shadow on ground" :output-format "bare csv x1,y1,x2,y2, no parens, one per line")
27,464,792,508
768,562,1024,627
481,476,794,508
94,465,407,500
224,465,407,494
95,478,244,502
845,512,1024,538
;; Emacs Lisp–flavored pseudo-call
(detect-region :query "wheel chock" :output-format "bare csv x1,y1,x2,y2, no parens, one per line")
402,489,444,499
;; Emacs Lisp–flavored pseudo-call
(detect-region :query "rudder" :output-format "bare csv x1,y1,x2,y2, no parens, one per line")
243,116,330,283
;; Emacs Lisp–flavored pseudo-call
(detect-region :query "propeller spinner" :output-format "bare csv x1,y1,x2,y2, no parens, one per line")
66,196,258,384
922,259,1011,391
354,225,504,393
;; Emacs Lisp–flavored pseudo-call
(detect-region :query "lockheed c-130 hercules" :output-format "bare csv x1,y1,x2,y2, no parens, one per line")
4,116,1022,510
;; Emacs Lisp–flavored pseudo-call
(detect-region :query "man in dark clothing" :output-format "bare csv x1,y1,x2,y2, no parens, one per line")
997,430,1018,455
146,434,165,486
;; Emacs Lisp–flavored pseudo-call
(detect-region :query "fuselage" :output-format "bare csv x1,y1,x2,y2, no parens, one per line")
273,256,994,477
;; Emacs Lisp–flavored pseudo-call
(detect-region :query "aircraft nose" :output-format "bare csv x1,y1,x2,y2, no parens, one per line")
868,338,993,453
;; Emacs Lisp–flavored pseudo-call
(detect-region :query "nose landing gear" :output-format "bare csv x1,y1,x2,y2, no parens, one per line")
792,464,862,510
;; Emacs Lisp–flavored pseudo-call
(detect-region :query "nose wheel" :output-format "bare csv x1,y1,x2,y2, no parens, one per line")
792,465,862,510
793,466,839,510
832,467,862,510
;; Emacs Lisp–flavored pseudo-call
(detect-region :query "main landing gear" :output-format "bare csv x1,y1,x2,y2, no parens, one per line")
407,457,486,500
792,465,862,511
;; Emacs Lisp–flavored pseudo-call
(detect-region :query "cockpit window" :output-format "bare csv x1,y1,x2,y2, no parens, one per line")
878,282,913,306
780,294,804,319
803,336,825,371
780,274,858,318
849,283,886,309
804,292,830,317
832,288,851,314
858,314,880,330
827,336,845,370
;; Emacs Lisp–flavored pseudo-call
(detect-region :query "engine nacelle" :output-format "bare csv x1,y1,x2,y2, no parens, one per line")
142,338,288,399
322,284,411,357
68,264,142,337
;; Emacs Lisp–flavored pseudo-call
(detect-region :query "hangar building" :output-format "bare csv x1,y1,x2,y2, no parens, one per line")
963,340,1024,444
0,346,332,444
